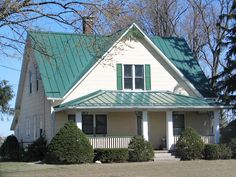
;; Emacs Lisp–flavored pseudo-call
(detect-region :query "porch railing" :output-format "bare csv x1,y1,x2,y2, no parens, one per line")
174,135,215,145
88,136,132,149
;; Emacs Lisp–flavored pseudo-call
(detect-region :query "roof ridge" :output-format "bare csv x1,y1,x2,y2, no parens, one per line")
28,30,106,37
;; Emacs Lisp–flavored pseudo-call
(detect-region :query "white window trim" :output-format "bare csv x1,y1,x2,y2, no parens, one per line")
122,64,146,91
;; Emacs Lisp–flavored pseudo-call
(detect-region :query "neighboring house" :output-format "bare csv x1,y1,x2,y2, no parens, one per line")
11,19,226,150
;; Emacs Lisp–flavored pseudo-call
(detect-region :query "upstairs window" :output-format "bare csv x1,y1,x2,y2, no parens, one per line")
124,65,144,90
29,71,32,94
36,70,39,91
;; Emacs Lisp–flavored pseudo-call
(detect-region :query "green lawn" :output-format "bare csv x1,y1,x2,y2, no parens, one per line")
1,160,236,177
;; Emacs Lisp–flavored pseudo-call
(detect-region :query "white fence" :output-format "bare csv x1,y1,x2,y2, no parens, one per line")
174,135,215,145
88,136,132,149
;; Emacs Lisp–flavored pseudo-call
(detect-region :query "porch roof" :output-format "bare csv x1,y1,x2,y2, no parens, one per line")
54,90,222,111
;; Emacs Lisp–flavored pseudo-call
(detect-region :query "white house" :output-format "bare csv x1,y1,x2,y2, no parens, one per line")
11,20,226,150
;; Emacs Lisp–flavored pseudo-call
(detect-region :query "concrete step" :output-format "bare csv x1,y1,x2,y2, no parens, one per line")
154,151,180,161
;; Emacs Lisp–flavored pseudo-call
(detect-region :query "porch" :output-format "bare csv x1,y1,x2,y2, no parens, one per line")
53,90,221,150
87,135,215,149
53,109,220,150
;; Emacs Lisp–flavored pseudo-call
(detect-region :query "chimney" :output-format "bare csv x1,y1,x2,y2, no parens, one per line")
82,16,94,34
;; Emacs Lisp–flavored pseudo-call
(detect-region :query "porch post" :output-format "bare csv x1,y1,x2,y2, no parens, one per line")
142,111,149,141
166,111,174,150
76,112,82,130
213,110,220,144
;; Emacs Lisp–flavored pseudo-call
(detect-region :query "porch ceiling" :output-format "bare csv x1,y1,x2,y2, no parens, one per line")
54,90,222,111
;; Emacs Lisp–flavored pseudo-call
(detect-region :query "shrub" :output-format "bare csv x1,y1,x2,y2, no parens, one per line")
175,128,204,160
24,137,47,162
220,119,236,143
45,122,93,164
0,135,20,161
204,144,220,160
94,148,128,163
128,136,154,162
218,144,232,159
229,138,236,159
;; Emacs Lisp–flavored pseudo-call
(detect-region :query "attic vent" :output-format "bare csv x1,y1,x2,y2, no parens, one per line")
82,16,94,34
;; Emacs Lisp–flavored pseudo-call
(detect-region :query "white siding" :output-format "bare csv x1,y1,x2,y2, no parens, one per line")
64,39,188,103
15,51,52,143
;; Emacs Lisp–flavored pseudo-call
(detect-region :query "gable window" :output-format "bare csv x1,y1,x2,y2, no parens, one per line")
82,114,107,135
173,114,185,135
68,114,75,122
29,71,32,94
124,65,144,90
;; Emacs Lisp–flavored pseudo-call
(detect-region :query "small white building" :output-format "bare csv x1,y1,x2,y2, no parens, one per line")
11,22,226,150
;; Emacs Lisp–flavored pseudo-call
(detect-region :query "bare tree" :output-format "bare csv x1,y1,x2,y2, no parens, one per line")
0,0,102,56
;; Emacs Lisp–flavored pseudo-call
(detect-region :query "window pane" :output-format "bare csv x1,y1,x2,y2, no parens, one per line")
68,114,75,122
135,78,144,89
82,115,93,134
124,65,132,77
135,65,144,77
96,115,107,134
124,78,133,89
173,114,185,135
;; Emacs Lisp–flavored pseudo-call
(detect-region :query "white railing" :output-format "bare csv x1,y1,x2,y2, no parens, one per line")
174,135,215,145
88,136,132,149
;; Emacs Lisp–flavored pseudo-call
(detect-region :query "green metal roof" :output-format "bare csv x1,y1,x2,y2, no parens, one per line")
55,90,219,110
150,36,215,97
29,24,214,98
29,31,123,98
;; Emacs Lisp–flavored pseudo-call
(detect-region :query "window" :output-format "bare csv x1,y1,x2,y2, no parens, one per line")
124,65,144,90
36,70,39,91
29,71,32,93
95,115,107,134
135,65,144,89
82,114,107,135
173,114,185,135
68,114,75,122
26,119,30,136
82,115,94,135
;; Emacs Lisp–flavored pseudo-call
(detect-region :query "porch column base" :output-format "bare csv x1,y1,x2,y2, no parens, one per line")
142,111,149,141
76,112,82,130
166,111,174,150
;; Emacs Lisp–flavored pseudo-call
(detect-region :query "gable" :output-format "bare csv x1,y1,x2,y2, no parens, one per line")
63,38,186,103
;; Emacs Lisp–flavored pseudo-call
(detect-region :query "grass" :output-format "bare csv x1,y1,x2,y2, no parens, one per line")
0,160,236,177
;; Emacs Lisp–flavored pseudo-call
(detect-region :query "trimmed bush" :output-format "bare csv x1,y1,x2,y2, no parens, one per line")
175,128,204,160
24,137,47,162
128,136,154,162
0,135,20,161
204,144,219,160
218,144,232,159
220,119,236,143
45,122,93,164
229,138,236,159
94,148,128,163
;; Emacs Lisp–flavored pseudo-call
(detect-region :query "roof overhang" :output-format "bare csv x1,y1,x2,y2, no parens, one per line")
54,105,230,113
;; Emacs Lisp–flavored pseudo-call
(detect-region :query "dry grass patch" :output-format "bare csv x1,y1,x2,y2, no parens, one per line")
0,160,236,177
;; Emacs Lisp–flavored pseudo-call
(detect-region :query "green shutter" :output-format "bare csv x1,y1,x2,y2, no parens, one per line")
145,64,151,90
117,64,123,90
